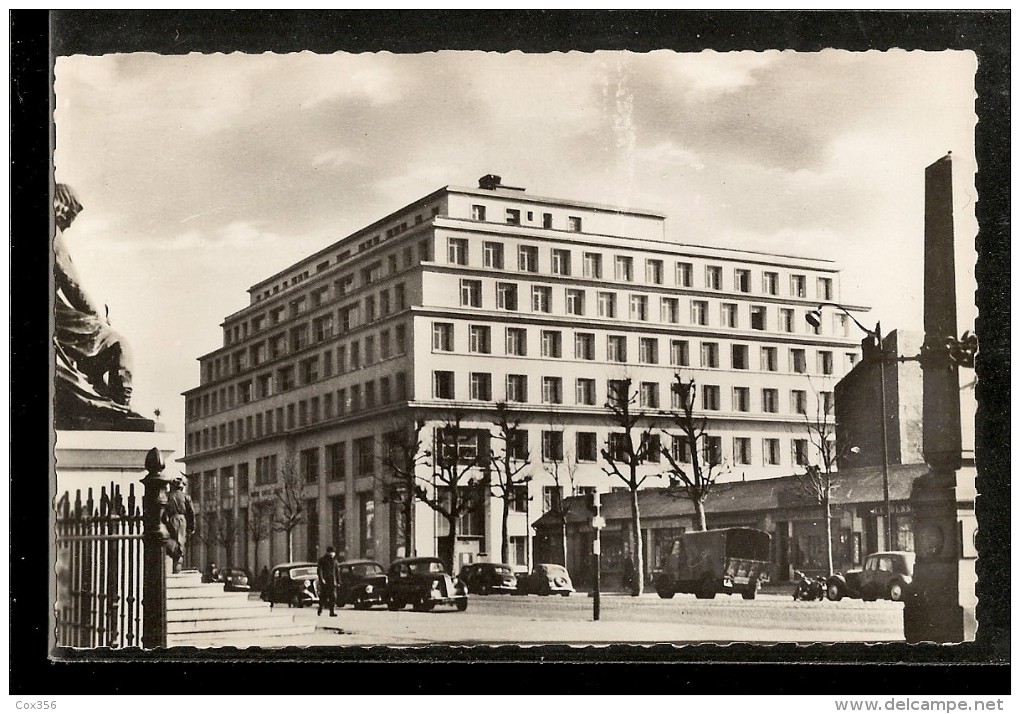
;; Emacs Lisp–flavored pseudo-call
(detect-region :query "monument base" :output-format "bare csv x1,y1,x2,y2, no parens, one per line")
54,429,178,499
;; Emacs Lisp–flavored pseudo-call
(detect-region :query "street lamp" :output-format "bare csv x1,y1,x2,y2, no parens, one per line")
805,303,893,550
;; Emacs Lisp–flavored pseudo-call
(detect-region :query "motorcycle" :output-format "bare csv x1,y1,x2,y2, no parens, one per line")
792,570,826,601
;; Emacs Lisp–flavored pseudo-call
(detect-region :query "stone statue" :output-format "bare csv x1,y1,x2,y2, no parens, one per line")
53,184,152,431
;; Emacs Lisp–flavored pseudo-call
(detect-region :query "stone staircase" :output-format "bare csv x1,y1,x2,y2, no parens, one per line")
166,571,317,646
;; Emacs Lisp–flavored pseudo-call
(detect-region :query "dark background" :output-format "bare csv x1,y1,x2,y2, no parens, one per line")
11,9,1009,695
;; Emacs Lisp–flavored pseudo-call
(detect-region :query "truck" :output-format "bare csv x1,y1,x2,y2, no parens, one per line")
653,527,772,600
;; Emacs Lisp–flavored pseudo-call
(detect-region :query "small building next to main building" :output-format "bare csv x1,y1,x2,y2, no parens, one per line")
181,175,866,576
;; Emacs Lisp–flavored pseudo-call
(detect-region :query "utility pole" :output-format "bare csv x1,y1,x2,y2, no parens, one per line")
587,491,603,621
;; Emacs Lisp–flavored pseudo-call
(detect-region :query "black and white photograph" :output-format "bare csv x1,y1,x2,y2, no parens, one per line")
22,10,1008,693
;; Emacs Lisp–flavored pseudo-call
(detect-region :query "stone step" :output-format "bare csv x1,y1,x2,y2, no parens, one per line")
168,586,243,600
167,571,204,585
167,579,220,590
168,611,298,634
167,624,318,647
167,602,272,621
167,594,264,611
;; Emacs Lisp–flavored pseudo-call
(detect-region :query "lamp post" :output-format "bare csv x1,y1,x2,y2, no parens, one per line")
806,304,893,550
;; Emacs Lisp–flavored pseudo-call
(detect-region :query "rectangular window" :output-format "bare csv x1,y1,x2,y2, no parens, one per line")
483,241,504,269
818,350,834,375
792,390,808,415
670,436,692,464
583,252,602,279
676,262,693,287
607,335,627,362
469,325,491,354
629,294,649,321
448,237,468,265
704,436,723,466
706,265,723,290
469,373,492,401
434,371,455,399
701,342,719,368
506,374,528,402
790,349,807,374
542,213,553,229
575,378,596,405
508,431,529,461
575,332,595,360
607,379,628,407
731,344,749,370
395,283,406,310
733,387,750,412
506,208,521,225
433,322,453,351
642,433,661,463
496,282,518,310
354,436,375,476
821,391,834,415
834,313,850,337
614,256,634,282
380,330,391,360
639,337,659,364
691,300,708,326
792,439,809,466
817,277,833,301
780,308,795,333
670,339,690,366
763,271,779,295
568,216,582,232
565,288,585,316
576,432,598,461
645,259,664,285
364,336,375,365
661,297,680,324
540,330,562,358
760,346,778,371
510,485,529,513
763,439,780,465
541,377,563,404
460,279,482,307
518,245,539,272
762,388,779,413
419,239,433,262
791,274,807,298
702,385,720,411
750,305,767,331
301,447,320,483
597,292,617,318
721,303,738,328
506,327,527,356
472,204,486,221
551,249,571,276
733,437,752,465
734,269,751,293
532,285,552,313
639,382,659,409
542,431,565,461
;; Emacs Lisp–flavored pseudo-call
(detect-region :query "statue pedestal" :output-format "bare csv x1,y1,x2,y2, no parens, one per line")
54,429,178,499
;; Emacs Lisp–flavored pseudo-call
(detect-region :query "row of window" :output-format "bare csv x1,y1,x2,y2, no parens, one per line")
454,278,849,335
469,203,582,232
449,236,835,300
429,370,832,415
432,321,852,373
187,374,409,454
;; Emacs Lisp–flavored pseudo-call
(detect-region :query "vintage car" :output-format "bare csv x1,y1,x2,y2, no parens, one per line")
516,564,574,596
826,551,915,602
459,562,518,595
337,559,389,609
653,527,772,600
219,567,251,592
260,562,320,608
386,557,468,611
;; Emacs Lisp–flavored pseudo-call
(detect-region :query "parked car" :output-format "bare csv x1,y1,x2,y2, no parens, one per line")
219,567,251,592
337,559,389,609
517,564,574,596
827,551,915,602
459,562,518,595
386,557,468,612
653,527,772,600
260,562,319,608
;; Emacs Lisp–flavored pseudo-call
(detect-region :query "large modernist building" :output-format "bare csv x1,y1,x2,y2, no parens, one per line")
181,175,865,574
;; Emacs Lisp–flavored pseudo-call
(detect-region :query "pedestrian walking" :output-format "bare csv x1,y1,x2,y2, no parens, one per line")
622,555,635,593
317,546,341,617
164,476,195,574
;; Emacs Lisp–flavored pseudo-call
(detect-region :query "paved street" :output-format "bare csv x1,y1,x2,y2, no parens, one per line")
211,592,905,648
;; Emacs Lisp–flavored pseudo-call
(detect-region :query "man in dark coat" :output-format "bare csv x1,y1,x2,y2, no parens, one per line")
165,476,196,574
317,546,341,617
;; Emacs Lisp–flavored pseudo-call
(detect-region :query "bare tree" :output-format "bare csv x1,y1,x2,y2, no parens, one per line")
212,511,239,565
270,457,306,563
488,403,532,564
413,413,490,573
660,374,729,531
379,418,431,559
543,446,579,567
600,377,655,596
245,500,272,571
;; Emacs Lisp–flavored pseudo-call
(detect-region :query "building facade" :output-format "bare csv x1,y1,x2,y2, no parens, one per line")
181,175,864,574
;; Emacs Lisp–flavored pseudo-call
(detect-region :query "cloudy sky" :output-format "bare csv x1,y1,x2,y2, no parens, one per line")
53,50,978,447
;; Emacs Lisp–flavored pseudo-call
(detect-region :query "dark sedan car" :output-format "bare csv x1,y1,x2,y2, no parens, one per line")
386,557,468,612
219,567,251,592
517,564,574,596
260,562,320,608
337,559,389,609
827,551,915,602
459,562,517,595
